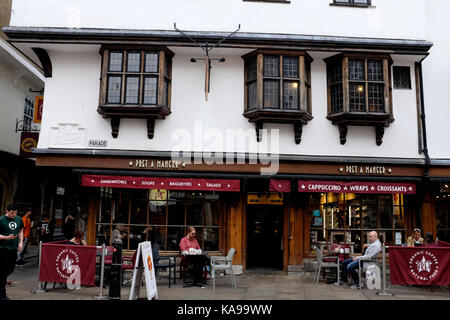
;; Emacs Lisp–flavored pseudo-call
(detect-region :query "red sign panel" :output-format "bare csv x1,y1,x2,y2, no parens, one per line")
39,243,97,286
389,247,450,285
34,96,43,123
269,179,291,193
298,180,416,194
81,175,240,192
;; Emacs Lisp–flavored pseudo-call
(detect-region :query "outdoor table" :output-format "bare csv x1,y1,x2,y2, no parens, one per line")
181,253,210,288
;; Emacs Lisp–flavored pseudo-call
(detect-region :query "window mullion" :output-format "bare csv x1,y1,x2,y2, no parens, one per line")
279,56,283,110
299,55,306,112
121,51,127,105
157,50,166,106
365,59,369,112
343,57,349,112
257,54,264,109
139,50,144,105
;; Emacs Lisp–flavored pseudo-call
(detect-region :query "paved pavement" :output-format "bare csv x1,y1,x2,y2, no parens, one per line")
5,246,450,301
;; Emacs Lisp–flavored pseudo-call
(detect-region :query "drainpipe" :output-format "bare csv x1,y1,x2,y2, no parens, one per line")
417,57,432,234
417,58,431,179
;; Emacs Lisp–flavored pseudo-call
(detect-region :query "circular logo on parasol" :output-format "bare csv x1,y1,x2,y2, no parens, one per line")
55,248,80,279
408,250,439,281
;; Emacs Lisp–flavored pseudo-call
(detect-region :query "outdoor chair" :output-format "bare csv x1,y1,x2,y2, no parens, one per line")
312,245,339,284
210,248,237,290
152,246,177,287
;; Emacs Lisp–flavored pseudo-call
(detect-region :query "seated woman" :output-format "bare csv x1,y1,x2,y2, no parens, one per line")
407,228,424,247
179,226,207,287
65,230,86,245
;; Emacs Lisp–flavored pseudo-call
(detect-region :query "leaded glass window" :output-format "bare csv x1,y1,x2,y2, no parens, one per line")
143,77,158,105
145,52,158,73
369,83,384,112
244,51,311,113
393,66,411,89
264,80,280,108
349,83,365,112
331,85,343,114
127,52,141,72
247,58,257,81
107,76,122,103
102,48,172,107
368,60,383,81
263,56,280,77
349,59,365,81
125,76,140,104
283,57,299,78
248,81,257,110
109,52,123,72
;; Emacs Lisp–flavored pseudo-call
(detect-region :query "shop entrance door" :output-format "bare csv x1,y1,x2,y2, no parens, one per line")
246,204,284,269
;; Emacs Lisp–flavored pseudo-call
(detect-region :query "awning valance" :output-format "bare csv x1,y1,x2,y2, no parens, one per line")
298,180,416,194
81,175,240,192
269,179,291,193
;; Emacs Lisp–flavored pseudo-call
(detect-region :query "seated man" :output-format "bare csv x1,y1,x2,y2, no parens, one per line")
407,228,424,247
335,231,381,289
179,226,207,287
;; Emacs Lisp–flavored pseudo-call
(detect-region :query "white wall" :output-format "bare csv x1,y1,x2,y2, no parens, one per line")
10,0,427,40
38,45,423,159
0,57,40,155
422,0,450,159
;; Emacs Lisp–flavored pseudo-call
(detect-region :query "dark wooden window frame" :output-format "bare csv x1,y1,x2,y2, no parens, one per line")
325,53,393,146
242,50,313,144
98,45,174,139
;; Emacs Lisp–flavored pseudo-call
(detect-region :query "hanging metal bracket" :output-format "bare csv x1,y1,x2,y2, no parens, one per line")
174,23,241,101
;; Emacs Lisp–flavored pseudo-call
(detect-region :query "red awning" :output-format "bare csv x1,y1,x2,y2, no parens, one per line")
298,180,416,194
81,175,240,192
269,179,291,193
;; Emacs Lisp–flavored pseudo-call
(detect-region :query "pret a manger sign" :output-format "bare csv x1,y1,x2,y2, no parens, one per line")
298,180,416,194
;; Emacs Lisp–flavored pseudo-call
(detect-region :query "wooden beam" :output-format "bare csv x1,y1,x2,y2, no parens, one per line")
31,47,52,77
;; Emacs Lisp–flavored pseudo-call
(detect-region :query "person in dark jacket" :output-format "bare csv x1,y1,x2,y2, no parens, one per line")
62,212,76,240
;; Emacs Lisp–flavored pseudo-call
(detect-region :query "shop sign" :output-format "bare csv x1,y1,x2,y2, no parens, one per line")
298,180,416,194
19,132,39,158
149,189,168,205
339,165,392,175
128,159,187,169
88,140,108,147
33,96,43,123
81,175,240,192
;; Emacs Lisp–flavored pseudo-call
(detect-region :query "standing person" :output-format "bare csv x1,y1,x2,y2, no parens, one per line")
62,211,76,240
407,228,424,247
16,207,32,265
37,214,51,243
335,231,381,289
0,204,24,300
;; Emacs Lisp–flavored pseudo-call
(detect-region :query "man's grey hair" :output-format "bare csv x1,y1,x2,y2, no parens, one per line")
369,231,379,238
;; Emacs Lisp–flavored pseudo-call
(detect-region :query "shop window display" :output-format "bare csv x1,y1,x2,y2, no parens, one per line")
309,192,405,253
95,189,221,251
